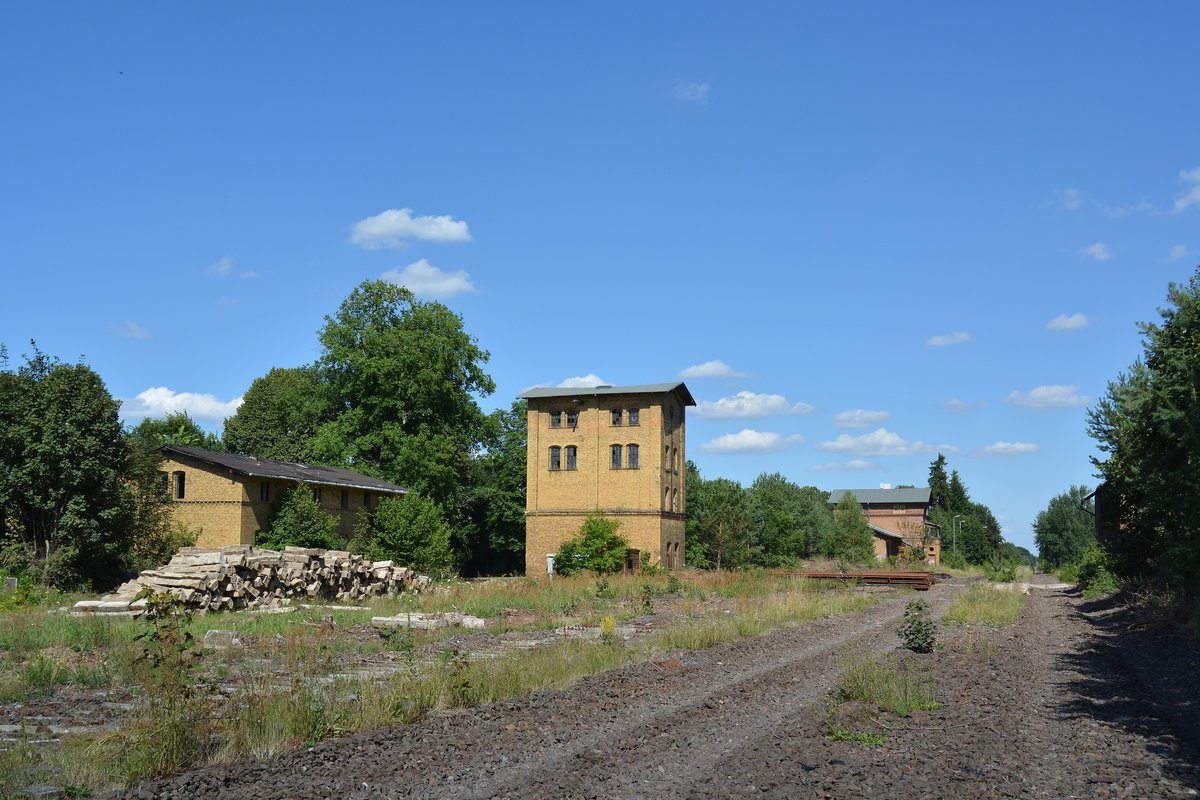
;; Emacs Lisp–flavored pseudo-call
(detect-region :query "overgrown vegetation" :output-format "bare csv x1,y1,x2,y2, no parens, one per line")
833,650,939,716
943,583,1025,626
896,599,939,653
1087,267,1200,598
554,513,628,576
0,570,881,793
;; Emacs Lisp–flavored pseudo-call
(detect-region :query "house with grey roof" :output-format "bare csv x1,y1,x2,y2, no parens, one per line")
829,485,940,564
160,444,408,549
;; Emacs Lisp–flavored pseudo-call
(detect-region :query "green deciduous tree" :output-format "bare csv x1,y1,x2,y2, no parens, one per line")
459,400,527,575
128,412,221,451
1033,486,1095,569
222,367,333,462
308,281,495,518
1088,266,1200,586
828,492,875,564
748,472,807,566
350,493,453,574
0,346,133,587
554,513,627,576
691,477,754,570
257,482,342,551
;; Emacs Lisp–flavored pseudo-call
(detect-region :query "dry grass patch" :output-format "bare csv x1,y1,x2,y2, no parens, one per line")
944,582,1025,627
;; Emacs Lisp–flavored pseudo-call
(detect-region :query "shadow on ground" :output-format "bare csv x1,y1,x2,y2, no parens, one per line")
1054,589,1200,785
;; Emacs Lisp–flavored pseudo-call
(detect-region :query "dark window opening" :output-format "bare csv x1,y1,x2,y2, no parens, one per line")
313,486,322,504
174,471,186,500
611,444,622,469
611,409,623,426
628,408,639,425
566,409,578,427
340,490,349,510
259,481,270,503
364,492,372,509
549,446,561,470
627,444,639,469
550,411,562,428
565,445,577,470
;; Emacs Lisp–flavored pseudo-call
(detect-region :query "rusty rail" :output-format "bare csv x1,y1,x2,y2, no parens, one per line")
795,570,936,591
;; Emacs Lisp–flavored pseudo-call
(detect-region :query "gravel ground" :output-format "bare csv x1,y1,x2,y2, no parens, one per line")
109,574,1200,799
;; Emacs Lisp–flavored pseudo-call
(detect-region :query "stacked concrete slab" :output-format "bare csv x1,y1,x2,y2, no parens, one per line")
72,545,432,615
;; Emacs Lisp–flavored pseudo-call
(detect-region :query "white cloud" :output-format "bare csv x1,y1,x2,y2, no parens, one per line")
1005,385,1091,409
807,460,880,472
815,428,957,457
240,270,260,279
678,360,750,379
1080,242,1113,261
380,259,477,299
832,409,891,429
558,374,608,388
1045,313,1088,332
700,429,805,454
695,391,813,420
121,387,243,423
938,398,986,413
348,208,472,249
926,332,971,347
206,256,234,276
1172,167,1200,214
1168,244,1192,261
111,320,151,340
973,441,1041,457
672,82,709,103
1057,188,1083,210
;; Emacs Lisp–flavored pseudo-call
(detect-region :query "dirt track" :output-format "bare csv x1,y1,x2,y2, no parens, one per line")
111,574,1200,799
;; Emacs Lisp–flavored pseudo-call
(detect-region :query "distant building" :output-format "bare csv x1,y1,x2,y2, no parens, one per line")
517,382,695,576
827,485,939,564
160,444,408,548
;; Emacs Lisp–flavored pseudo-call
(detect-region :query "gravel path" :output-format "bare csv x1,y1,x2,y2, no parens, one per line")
111,575,1200,799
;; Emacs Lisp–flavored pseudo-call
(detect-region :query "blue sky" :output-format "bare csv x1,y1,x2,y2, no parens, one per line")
3,2,1197,555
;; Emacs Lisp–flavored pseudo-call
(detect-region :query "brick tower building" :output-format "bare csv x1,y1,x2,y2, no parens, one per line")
517,382,695,576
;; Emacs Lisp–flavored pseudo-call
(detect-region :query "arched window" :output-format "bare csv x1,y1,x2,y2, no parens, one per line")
565,445,577,470
627,444,639,469
549,446,561,470
610,444,622,469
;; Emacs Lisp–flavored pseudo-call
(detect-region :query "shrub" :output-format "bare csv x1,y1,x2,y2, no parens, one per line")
896,599,939,653
257,483,341,551
1077,544,1121,597
350,494,452,573
982,555,1017,583
940,549,967,570
554,513,627,576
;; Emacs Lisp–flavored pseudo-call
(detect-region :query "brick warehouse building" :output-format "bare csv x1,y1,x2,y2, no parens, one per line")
160,444,408,548
518,383,695,576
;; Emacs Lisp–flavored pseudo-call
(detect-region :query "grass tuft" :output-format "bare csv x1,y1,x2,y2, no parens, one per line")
943,583,1025,626
834,651,938,716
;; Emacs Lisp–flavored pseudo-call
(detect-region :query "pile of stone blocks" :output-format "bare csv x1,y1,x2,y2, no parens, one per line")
72,545,432,615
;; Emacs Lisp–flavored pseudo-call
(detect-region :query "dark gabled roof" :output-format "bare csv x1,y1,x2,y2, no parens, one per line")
161,445,408,495
828,487,932,505
517,381,696,406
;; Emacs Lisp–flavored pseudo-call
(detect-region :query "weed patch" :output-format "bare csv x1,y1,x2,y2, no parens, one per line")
834,651,938,716
944,583,1025,626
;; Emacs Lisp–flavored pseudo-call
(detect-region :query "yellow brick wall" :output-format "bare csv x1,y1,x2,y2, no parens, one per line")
524,390,688,576
161,454,385,548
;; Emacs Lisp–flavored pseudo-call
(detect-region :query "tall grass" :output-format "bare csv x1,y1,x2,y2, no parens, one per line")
943,583,1025,626
834,651,938,715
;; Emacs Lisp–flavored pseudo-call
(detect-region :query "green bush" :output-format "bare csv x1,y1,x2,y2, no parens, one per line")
982,555,1017,583
257,483,342,551
555,513,627,576
940,549,967,570
896,599,939,653
1077,544,1121,597
348,494,452,574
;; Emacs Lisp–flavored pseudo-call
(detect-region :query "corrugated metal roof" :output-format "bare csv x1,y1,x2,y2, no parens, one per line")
161,445,409,495
828,487,932,505
517,381,696,406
